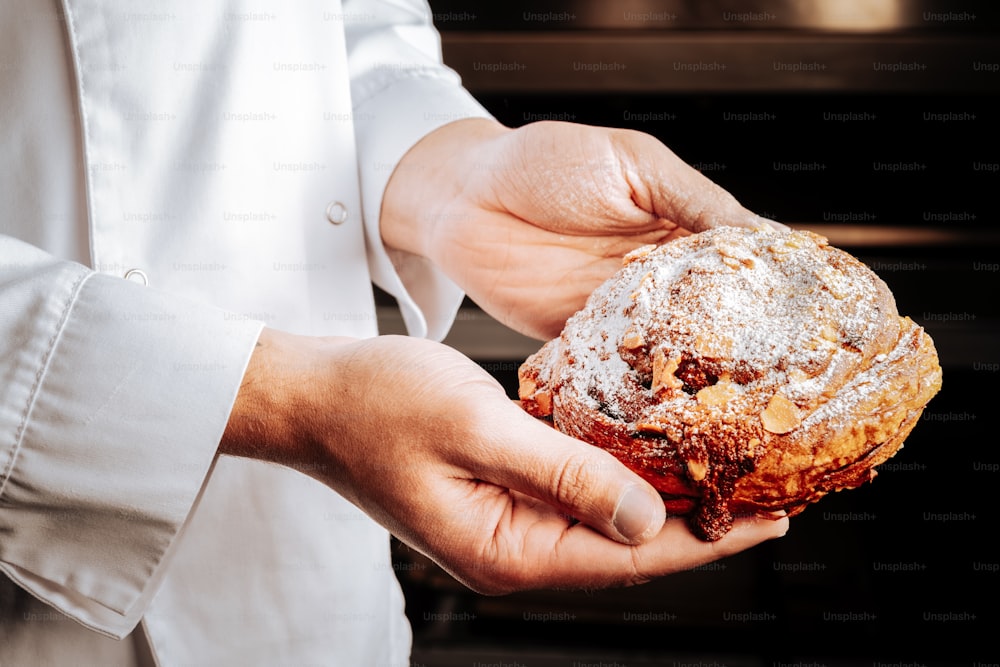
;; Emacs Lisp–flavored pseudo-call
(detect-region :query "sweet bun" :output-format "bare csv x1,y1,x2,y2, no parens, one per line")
518,226,942,541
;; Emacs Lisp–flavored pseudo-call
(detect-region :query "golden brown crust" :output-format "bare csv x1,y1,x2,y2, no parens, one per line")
518,227,942,541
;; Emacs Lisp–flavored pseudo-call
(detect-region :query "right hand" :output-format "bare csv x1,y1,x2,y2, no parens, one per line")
380,119,786,340
221,330,788,594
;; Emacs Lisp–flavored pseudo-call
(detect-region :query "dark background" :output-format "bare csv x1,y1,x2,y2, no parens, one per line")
388,2,1000,665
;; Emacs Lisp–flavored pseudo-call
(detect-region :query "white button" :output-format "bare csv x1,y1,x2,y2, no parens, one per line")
325,200,348,225
123,268,149,286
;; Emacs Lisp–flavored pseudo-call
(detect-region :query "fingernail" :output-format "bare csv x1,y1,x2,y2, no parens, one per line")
757,510,790,537
612,485,659,542
758,215,790,232
740,211,789,233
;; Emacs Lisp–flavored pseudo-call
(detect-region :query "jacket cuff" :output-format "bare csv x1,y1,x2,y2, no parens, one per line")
0,269,262,639
353,73,492,341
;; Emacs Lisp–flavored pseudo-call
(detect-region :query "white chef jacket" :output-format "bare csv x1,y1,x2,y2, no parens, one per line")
0,1,490,664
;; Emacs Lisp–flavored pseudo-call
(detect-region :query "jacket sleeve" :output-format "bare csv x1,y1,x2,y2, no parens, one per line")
344,0,494,342
0,235,263,639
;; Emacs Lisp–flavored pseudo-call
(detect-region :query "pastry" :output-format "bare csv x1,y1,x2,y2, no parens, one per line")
518,226,942,541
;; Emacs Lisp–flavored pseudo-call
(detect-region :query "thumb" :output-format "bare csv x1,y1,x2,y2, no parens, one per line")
474,404,667,545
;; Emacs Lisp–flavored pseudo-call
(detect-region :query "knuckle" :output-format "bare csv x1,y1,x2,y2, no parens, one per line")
550,451,597,511
627,547,655,587
683,198,714,233
462,537,532,595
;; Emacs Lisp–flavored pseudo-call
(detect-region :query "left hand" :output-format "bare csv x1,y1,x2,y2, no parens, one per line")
381,119,777,339
222,330,789,593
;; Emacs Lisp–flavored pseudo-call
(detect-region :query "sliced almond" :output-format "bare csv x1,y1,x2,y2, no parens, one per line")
652,350,683,396
819,324,839,342
787,367,811,383
694,333,732,359
687,459,709,482
721,255,742,270
636,420,667,435
517,375,537,400
621,327,646,351
518,375,553,417
769,243,793,258
721,255,756,269
718,242,754,268
623,244,657,265
532,390,553,416
815,265,848,299
693,335,711,357
828,283,848,300
695,381,737,407
760,394,801,434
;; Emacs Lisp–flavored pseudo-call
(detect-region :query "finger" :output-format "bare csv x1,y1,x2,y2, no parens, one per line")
525,512,790,591
638,512,790,576
614,130,788,233
464,401,667,545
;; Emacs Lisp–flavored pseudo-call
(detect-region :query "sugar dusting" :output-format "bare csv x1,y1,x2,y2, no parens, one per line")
547,227,895,439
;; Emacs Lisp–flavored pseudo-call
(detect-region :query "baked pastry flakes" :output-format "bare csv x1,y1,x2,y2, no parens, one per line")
518,226,942,540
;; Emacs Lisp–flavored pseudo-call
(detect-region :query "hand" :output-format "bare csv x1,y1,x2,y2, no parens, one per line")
382,119,781,340
222,330,787,593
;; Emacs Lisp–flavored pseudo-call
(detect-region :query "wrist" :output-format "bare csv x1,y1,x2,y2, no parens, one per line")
219,328,356,472
380,117,510,260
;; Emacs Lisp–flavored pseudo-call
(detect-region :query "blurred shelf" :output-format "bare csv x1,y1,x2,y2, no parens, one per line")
442,31,1000,93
